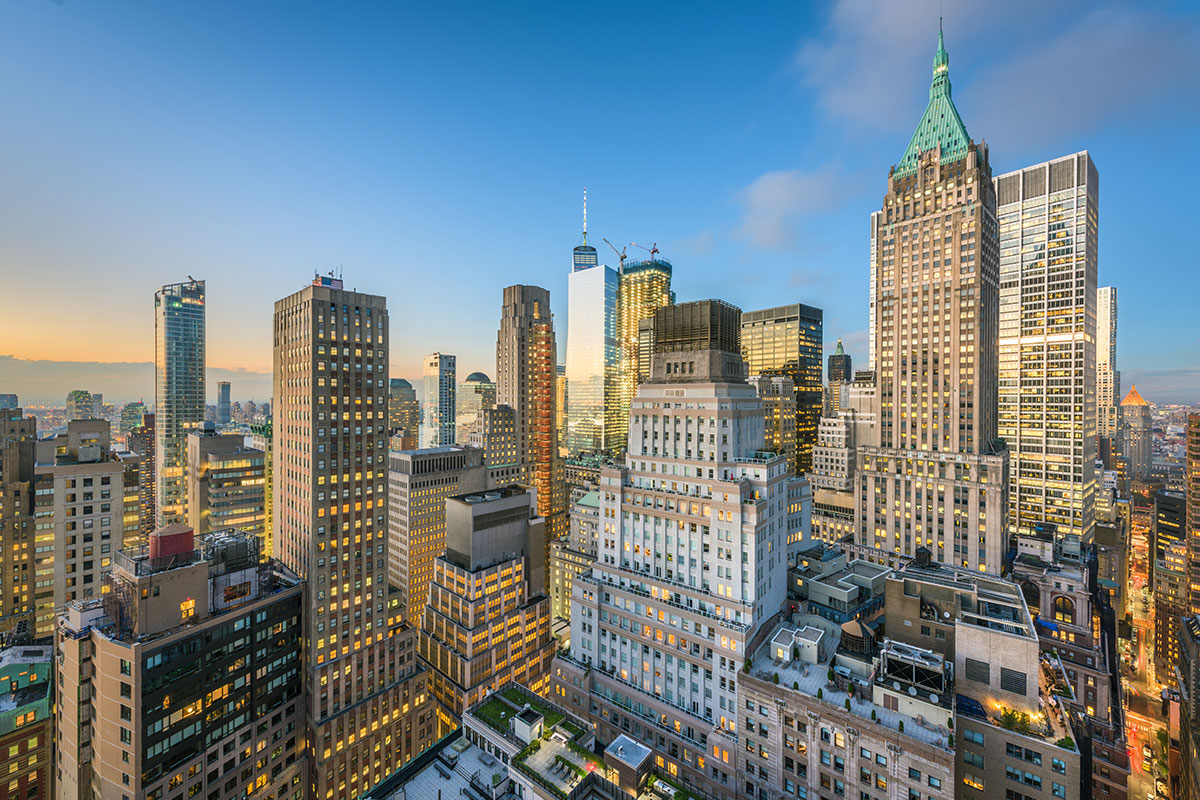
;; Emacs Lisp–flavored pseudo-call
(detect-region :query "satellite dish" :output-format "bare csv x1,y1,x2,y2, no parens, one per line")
893,681,901,691
931,694,939,703
943,611,950,619
908,687,918,696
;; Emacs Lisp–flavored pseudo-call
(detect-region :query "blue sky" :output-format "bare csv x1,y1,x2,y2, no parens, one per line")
1,0,1198,404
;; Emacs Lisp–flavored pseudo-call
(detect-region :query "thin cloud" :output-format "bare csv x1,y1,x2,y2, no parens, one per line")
736,166,849,249
970,7,1200,154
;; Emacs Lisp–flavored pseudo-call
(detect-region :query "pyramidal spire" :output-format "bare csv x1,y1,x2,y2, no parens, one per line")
834,338,845,356
893,15,970,177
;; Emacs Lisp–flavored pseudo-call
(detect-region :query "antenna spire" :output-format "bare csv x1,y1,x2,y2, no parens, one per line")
582,187,588,245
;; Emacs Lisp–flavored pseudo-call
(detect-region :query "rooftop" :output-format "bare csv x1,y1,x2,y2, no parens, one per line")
374,737,508,800
747,620,952,750
956,650,1079,752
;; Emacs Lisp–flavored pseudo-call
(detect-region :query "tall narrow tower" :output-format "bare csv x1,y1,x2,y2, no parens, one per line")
566,190,620,453
421,353,456,447
154,278,205,526
614,258,673,451
496,285,567,552
996,153,1098,543
856,24,1008,574
1097,286,1120,449
273,276,433,799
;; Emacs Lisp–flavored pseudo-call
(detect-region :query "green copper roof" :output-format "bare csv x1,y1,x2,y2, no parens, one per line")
833,338,845,356
894,23,970,178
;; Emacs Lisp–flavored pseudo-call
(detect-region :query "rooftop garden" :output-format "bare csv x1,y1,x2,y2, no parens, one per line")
502,686,564,728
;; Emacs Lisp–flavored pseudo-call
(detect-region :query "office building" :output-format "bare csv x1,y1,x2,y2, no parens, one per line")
0,644,52,800
1154,489,1186,679
118,400,147,437
552,299,794,799
996,153,1098,544
1189,414,1200,615
250,420,273,555
741,303,823,474
1011,536,1129,796
388,378,419,439
455,372,495,445
826,337,852,415
186,423,267,545
0,395,16,410
496,284,566,547
1097,286,1119,449
113,448,143,550
549,488,599,623
126,412,156,536
55,527,305,800
615,258,673,449
1181,617,1200,800
0,408,36,636
856,26,1007,574
810,376,878,554
556,363,567,456
273,275,435,799
154,278,206,526
386,445,486,625
65,389,94,421
1122,385,1151,479
749,374,797,474
421,353,456,448
469,405,521,486
417,486,554,732
216,380,231,424
566,224,620,453
33,419,121,637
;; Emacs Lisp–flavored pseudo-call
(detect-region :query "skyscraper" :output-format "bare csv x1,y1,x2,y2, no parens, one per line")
856,25,1008,574
126,412,156,536
0,395,16,410
1122,385,1151,479
1097,286,1120,449
496,284,566,549
154,278,206,526
0,408,37,635
216,379,231,424
56,527,304,800
386,445,485,626
996,152,1098,543
614,258,673,451
553,299,792,798
118,400,146,437
454,371,495,445
826,337,851,415
387,377,419,438
417,486,554,732
827,337,852,382
741,303,823,473
186,423,266,542
65,389,94,421
273,275,434,798
566,206,621,453
421,353,456,448
1188,413,1200,614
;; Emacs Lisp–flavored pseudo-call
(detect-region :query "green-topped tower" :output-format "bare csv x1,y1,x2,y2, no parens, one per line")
855,22,1007,576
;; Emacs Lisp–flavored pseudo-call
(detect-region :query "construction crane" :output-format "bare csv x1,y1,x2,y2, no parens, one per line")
630,242,660,261
603,238,627,271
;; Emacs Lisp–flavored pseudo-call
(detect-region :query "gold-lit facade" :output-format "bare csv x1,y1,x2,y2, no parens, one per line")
614,259,673,453
854,26,1008,575
741,304,823,474
996,152,1098,543
496,285,566,552
273,276,435,799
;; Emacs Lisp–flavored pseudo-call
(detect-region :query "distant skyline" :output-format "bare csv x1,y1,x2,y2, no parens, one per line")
1,1,1198,405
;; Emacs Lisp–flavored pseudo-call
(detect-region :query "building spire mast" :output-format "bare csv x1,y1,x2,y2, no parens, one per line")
582,187,588,246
